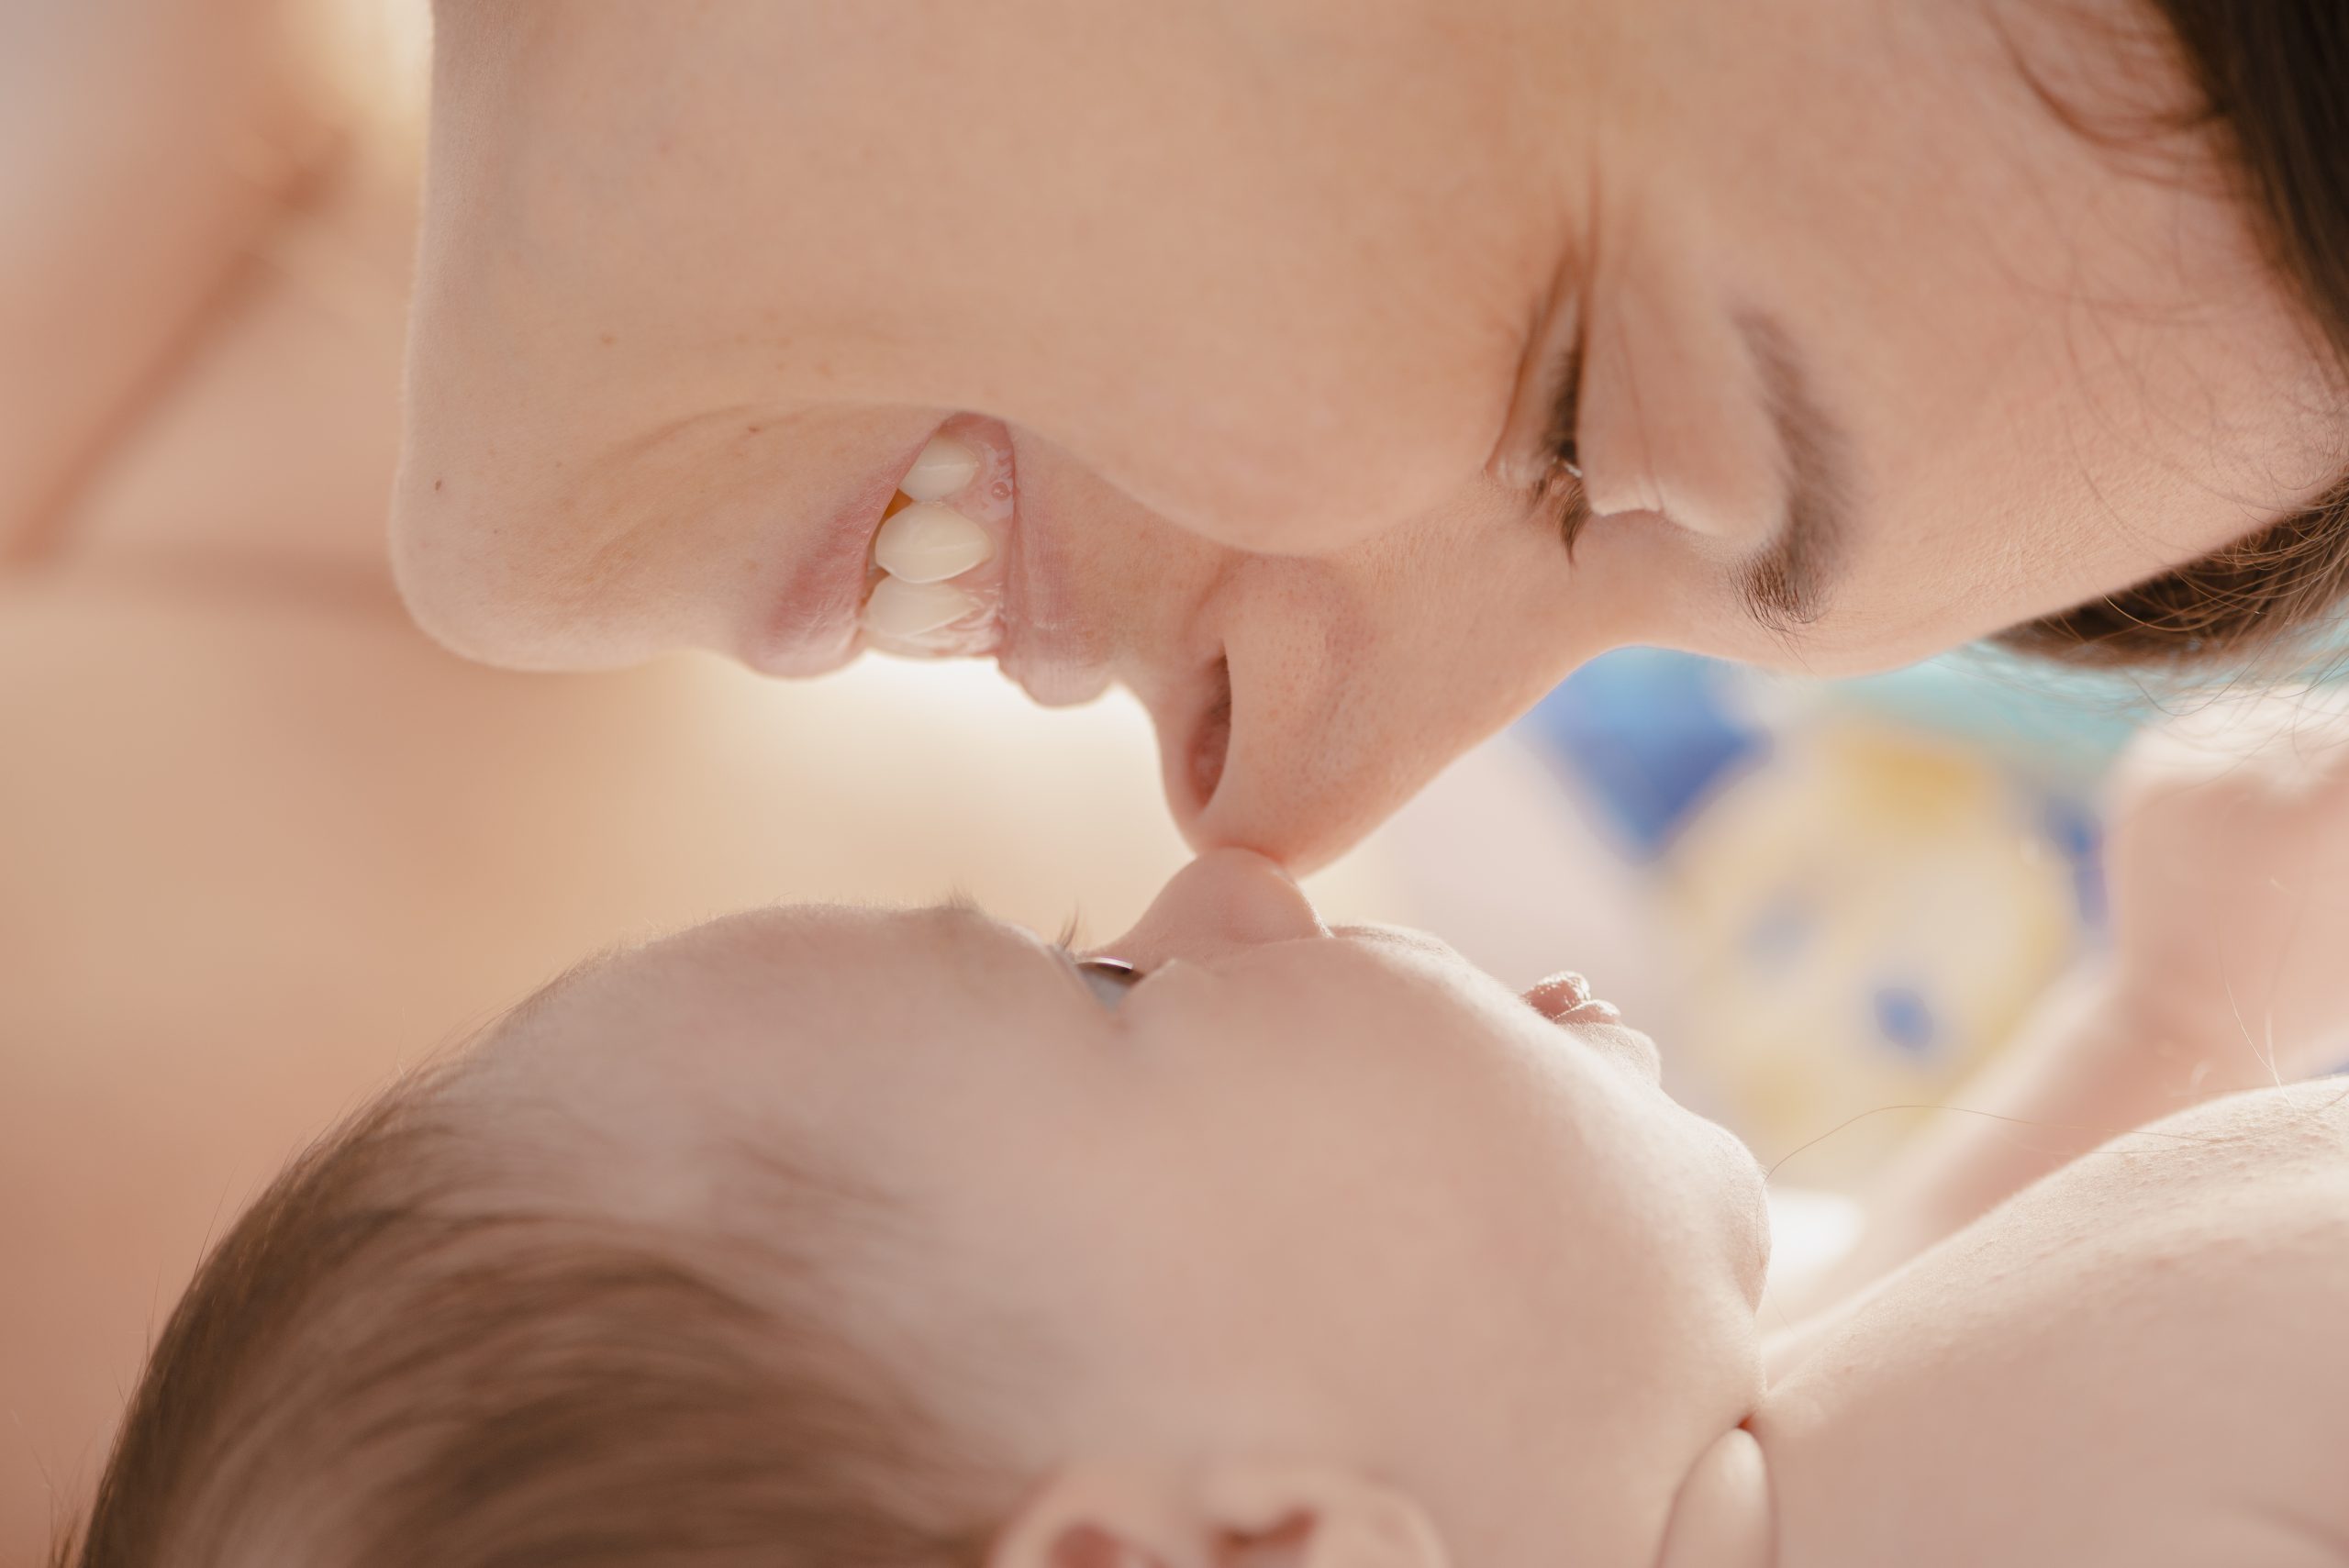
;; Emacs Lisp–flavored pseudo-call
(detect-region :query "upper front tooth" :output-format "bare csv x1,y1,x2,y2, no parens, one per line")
899,434,982,501
874,501,993,584
863,574,979,639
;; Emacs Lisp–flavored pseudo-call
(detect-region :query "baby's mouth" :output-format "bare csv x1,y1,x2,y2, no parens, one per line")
857,417,1014,659
1525,971,1623,1027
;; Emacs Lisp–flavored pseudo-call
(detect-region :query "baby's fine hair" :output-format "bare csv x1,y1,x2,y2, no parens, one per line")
55,1066,995,1568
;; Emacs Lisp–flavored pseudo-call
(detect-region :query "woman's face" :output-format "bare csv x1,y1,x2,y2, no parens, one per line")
394,0,2343,867
473,851,1770,1567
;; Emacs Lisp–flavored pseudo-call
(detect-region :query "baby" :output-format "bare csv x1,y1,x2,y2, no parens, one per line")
56,838,2349,1568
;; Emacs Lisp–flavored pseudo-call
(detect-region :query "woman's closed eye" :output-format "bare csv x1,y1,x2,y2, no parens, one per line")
1541,335,1595,552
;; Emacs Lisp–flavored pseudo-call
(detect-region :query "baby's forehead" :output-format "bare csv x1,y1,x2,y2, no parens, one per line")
489,901,1024,1045
458,900,1074,1153
429,902,1131,1290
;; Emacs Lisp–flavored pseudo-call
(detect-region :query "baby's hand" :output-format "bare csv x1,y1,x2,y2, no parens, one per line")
2102,686,2349,1073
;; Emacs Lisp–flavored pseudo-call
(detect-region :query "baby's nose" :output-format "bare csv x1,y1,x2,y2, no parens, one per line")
1097,848,1326,966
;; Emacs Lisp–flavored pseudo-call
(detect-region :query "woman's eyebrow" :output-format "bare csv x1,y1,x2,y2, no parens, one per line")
1731,309,1854,632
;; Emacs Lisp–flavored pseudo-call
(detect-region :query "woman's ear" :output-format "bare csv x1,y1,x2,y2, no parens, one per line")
991,1462,1449,1568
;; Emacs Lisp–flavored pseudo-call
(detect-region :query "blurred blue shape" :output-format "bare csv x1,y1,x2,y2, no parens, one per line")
1870,984,1937,1057
1821,657,2141,784
1514,650,1768,857
2039,794,2107,930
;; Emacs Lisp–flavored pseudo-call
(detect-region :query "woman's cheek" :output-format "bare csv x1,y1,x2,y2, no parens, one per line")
1061,327,1514,558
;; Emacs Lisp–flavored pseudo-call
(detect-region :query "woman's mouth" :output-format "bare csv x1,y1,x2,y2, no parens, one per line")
755,413,1234,843
856,417,1011,658
757,414,1108,706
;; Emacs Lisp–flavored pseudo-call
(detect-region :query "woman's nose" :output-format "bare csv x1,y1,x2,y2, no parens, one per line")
1097,848,1326,967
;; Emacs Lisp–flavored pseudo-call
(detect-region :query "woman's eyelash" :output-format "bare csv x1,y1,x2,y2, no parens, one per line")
1542,441,1592,552
1541,338,1594,552
1546,420,1584,484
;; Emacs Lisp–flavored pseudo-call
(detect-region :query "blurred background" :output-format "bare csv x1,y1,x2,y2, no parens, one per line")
0,0,2176,1556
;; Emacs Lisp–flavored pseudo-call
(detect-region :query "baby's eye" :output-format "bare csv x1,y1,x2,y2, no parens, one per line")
1074,957,1144,1008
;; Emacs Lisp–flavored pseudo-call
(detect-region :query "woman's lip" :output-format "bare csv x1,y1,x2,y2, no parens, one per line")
996,426,1113,707
746,419,1112,708
747,438,925,678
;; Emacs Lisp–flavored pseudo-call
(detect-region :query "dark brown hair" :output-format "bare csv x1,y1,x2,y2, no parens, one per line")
53,1072,996,1568
1995,0,2349,672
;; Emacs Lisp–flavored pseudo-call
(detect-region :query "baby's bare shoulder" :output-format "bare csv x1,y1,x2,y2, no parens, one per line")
1764,1083,2349,1568
1938,1077,2349,1304
2072,1076,2349,1242
2110,1076,2349,1176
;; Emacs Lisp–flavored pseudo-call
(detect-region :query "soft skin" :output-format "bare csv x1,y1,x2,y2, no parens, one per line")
471,851,1776,1568
458,852,2349,1568
393,0,2346,867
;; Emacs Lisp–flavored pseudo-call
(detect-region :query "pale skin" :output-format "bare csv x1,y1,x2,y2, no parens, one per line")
0,6,1206,1557
1779,689,2349,1320
463,845,2349,1568
13,5,2349,1560
395,0,2349,868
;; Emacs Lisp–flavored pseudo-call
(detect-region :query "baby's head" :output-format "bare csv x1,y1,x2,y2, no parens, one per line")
68,852,1770,1568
